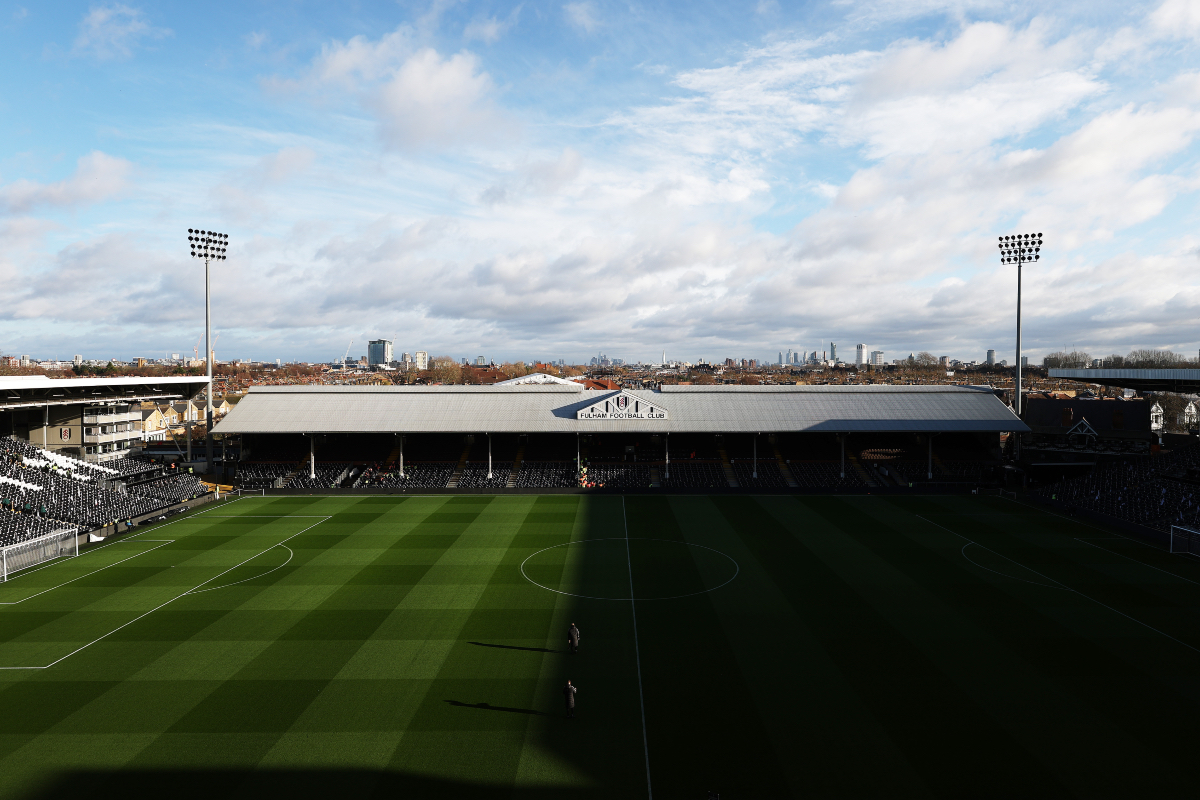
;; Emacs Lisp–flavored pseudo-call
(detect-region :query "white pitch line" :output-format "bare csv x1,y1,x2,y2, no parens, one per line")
0,515,330,670
1074,537,1200,587
622,497,653,800
918,515,1200,656
0,540,175,604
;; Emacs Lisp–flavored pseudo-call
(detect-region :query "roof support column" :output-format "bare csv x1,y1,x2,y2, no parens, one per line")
665,433,670,480
840,434,845,479
752,433,757,479
310,434,315,480
43,405,48,448
927,434,933,481
576,433,580,476
487,433,492,480
399,433,405,478
186,402,192,464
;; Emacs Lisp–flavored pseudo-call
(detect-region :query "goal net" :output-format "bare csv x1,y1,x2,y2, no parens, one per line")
1169,525,1200,556
1,528,78,581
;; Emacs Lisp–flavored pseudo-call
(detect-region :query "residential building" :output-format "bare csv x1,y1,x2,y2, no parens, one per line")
987,349,996,365
939,356,949,367
475,356,487,366
856,344,867,366
830,343,837,362
414,351,429,371
871,350,885,366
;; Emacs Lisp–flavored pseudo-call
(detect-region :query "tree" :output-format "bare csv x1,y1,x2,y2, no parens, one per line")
1043,350,1091,369
429,356,462,384
915,352,938,367
1126,349,1191,368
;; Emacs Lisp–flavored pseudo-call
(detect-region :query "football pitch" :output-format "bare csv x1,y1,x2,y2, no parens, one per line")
1,493,1199,798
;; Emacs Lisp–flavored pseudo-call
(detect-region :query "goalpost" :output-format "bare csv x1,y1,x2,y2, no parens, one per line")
1169,525,1200,556
1,528,79,581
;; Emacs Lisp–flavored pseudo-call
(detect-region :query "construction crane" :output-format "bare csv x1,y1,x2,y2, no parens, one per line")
341,339,353,370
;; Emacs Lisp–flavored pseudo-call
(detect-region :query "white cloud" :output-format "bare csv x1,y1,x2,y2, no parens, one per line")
268,29,507,152
564,2,599,33
464,6,521,43
373,49,507,150
0,152,132,214
72,4,170,60
1150,0,1200,38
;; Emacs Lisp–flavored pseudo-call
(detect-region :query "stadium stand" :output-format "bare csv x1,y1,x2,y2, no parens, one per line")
357,462,456,488
733,461,790,489
1036,442,1200,532
237,463,295,489
512,461,577,488
662,462,728,489
457,463,512,489
0,436,211,531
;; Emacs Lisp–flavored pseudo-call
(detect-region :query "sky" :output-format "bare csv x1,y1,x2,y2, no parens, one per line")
1,0,1199,366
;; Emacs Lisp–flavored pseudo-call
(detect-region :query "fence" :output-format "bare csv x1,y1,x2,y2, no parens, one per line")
1,528,78,581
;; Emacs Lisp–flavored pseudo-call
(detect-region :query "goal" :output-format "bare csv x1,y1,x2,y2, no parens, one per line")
1,528,78,581
1169,525,1200,555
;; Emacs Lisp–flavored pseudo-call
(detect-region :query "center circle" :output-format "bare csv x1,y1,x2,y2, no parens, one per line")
520,538,739,600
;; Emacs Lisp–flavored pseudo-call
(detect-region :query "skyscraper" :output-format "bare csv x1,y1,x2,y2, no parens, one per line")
856,344,866,366
987,349,996,365
367,339,393,367
778,351,784,365
830,342,837,362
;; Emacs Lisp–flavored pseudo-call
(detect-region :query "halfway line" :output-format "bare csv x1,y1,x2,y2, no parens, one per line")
622,496,653,800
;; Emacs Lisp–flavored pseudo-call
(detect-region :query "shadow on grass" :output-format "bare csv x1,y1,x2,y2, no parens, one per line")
468,640,561,654
22,769,583,800
445,699,549,716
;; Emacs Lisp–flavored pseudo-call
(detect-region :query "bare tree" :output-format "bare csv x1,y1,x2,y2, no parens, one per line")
915,352,938,367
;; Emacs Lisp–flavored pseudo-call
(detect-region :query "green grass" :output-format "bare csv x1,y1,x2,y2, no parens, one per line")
1,493,1199,798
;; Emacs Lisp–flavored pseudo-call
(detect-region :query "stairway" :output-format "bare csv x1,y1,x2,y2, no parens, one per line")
384,441,402,467
772,444,799,488
446,442,472,488
649,466,661,488
506,442,526,488
718,447,740,488
848,454,877,487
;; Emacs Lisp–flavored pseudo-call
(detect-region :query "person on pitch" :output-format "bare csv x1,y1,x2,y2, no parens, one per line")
567,622,581,654
563,679,577,718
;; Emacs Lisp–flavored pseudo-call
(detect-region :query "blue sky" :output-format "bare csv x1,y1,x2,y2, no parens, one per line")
1,0,1199,365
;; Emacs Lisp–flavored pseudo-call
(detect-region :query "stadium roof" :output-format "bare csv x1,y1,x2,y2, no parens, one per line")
1048,369,1200,393
212,383,1028,435
0,375,209,410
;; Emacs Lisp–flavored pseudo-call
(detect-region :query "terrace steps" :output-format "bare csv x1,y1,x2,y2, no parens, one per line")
773,444,799,488
506,443,526,488
718,447,740,488
848,454,877,487
446,443,472,488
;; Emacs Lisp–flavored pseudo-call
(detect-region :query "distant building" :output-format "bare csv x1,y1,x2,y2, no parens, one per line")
414,351,429,371
778,351,784,365
1021,356,1029,368
73,355,83,366
368,339,393,367
830,343,837,362
986,349,996,365
475,356,486,366
856,344,866,366
871,350,885,366
19,355,30,367
939,355,949,367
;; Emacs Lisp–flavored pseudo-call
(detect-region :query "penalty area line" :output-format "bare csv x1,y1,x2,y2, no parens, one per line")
0,516,330,671
919,515,1200,656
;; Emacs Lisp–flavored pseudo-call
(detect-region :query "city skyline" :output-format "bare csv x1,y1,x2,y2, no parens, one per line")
1,2,1198,364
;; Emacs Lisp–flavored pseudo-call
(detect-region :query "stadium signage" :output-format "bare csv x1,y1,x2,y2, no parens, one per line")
577,392,667,420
